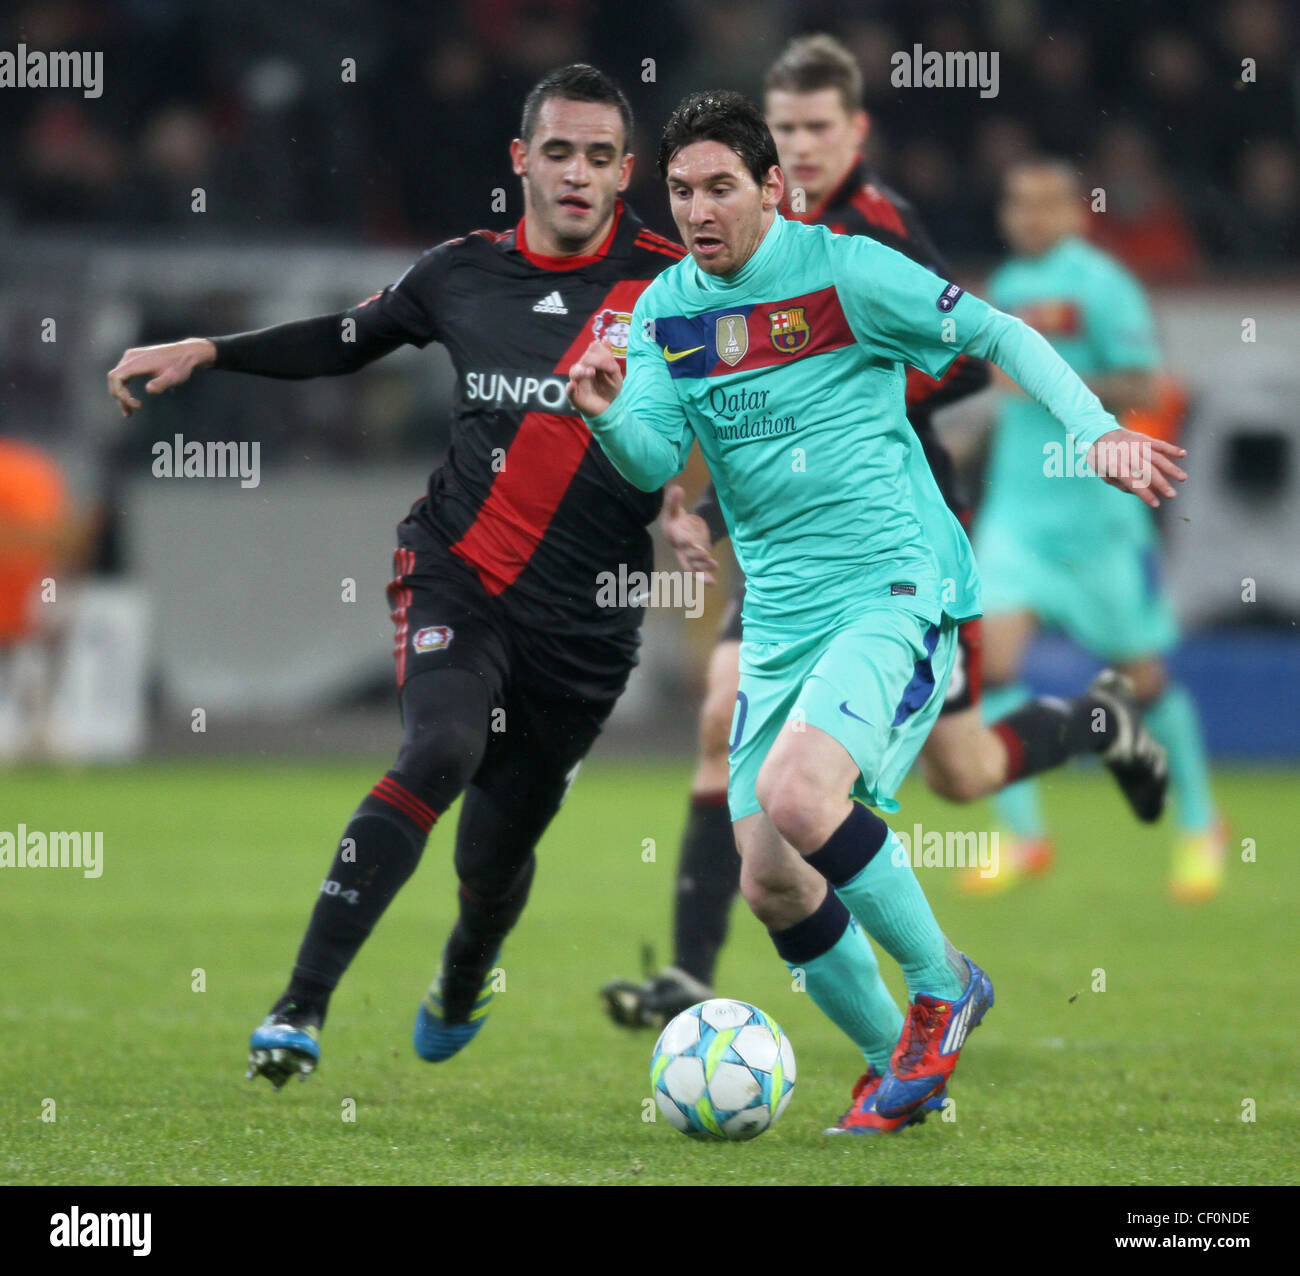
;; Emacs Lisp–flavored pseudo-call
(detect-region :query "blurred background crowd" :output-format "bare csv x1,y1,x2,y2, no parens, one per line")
3,0,1297,273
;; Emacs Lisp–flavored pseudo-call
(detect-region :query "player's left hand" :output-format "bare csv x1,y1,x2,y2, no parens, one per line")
660,484,718,585
1086,427,1187,509
567,340,623,417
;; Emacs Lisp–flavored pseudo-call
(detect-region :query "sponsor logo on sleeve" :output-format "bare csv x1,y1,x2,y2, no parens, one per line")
936,283,964,312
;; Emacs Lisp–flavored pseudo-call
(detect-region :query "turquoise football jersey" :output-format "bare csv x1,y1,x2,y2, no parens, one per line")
983,235,1161,540
584,215,1121,641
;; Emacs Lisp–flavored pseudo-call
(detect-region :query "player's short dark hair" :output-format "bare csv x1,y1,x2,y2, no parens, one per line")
657,90,779,187
519,64,634,153
764,33,864,115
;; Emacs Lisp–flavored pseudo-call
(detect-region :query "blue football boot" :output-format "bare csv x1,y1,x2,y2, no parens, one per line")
414,949,500,1062
247,1003,322,1089
872,954,994,1121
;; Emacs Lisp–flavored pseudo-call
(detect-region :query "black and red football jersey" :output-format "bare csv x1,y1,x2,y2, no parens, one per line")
368,200,685,644
213,200,687,655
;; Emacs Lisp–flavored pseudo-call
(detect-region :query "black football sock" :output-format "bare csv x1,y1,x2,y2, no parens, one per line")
439,856,537,1021
277,668,491,1024
271,981,330,1026
281,771,444,1023
671,792,741,988
991,693,1119,784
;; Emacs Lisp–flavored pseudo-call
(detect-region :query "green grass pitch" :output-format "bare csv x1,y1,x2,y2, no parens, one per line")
2,759,1296,1185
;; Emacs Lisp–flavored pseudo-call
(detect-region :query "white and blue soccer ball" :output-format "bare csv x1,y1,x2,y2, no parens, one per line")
650,999,796,1141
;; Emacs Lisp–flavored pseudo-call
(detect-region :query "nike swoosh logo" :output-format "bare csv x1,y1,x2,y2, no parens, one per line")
663,345,705,362
839,701,871,724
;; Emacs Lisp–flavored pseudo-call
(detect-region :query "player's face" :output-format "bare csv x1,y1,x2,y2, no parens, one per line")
765,88,867,210
999,168,1084,257
510,97,633,254
666,141,784,276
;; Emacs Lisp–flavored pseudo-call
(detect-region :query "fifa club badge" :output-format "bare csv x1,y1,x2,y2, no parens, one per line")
592,308,633,357
716,314,749,366
768,306,810,354
413,625,453,653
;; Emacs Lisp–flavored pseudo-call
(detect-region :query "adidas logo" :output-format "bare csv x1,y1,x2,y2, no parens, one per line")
532,290,568,315
940,998,976,1055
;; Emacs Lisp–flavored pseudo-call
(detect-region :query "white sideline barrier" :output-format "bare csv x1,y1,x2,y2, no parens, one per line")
0,583,150,762
124,466,422,716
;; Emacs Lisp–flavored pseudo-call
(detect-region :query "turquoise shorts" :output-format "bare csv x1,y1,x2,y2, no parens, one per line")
727,605,959,821
974,517,1179,660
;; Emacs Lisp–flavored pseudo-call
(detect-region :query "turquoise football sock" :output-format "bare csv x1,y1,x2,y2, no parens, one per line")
983,681,1048,838
770,889,902,1072
834,832,967,1001
1142,682,1215,833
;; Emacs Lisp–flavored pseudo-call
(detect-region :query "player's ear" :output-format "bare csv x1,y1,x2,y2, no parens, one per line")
617,149,634,192
762,164,785,211
509,137,528,178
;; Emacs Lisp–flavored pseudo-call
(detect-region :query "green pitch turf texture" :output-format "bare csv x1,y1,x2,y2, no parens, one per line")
2,759,1295,1186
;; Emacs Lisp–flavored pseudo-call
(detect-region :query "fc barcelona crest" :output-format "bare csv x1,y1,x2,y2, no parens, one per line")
715,314,748,366
768,306,810,354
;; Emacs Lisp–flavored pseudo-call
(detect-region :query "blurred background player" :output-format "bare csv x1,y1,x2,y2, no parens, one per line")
973,158,1225,902
602,35,1168,1030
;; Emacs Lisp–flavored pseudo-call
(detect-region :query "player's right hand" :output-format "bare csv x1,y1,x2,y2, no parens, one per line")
107,338,217,417
660,484,718,585
566,339,623,418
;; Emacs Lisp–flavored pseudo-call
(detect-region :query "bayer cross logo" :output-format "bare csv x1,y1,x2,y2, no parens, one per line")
716,314,748,366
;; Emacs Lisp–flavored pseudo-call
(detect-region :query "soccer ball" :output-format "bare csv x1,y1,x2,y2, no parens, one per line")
650,999,796,1140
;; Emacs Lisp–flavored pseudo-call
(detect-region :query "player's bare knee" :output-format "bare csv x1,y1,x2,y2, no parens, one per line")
737,867,771,922
754,765,822,851
738,859,796,928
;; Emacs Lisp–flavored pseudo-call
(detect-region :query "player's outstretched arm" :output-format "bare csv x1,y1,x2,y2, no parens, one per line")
107,250,450,418
107,305,415,419
107,338,216,418
836,237,1188,510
